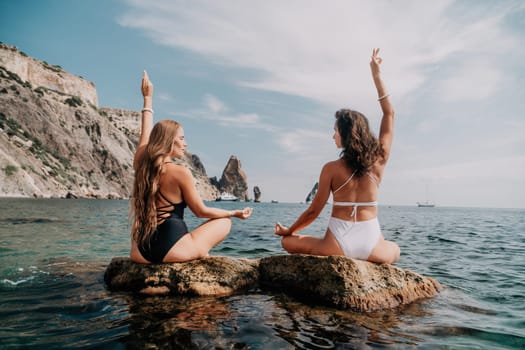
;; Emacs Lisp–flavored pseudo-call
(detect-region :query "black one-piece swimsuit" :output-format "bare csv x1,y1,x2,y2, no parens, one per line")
139,192,189,263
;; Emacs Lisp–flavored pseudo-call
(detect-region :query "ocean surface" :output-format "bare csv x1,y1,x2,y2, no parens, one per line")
0,198,524,349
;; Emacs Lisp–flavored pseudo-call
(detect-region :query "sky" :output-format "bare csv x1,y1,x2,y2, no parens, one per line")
1,0,524,208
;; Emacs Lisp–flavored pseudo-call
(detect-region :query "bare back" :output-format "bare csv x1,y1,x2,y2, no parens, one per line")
329,159,381,222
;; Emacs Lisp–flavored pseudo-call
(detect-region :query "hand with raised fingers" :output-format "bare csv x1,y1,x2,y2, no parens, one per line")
370,48,383,77
141,70,153,98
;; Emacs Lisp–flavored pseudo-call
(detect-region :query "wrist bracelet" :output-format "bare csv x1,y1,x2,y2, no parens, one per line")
377,94,390,101
141,108,154,114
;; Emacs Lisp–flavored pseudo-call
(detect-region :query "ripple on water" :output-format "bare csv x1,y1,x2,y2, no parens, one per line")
1,201,524,349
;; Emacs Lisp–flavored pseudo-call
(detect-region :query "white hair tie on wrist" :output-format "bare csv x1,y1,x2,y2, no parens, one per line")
377,94,390,101
141,108,154,114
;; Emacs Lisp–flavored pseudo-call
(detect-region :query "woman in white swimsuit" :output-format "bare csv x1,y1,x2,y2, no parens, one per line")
274,48,400,264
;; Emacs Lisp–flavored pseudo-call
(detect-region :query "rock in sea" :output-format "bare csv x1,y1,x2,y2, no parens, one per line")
259,255,442,312
104,255,441,312
104,256,259,296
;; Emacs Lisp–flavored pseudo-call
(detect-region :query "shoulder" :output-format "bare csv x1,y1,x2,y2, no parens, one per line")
164,162,193,180
322,159,345,172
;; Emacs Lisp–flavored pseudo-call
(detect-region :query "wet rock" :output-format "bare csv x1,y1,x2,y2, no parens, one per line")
104,256,259,296
258,255,442,312
105,255,441,312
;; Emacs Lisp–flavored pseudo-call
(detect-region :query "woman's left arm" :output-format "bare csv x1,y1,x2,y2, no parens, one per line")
275,163,332,235
179,167,253,219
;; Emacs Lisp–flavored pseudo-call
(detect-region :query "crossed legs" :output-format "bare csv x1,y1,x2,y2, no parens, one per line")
279,229,400,264
162,218,232,262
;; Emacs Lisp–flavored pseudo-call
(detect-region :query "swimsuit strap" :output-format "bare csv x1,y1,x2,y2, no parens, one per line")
332,170,379,222
332,201,378,222
333,171,379,194
333,171,357,194
366,172,380,187
156,191,185,219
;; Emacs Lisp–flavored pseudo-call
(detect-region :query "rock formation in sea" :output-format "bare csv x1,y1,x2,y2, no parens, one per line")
104,256,259,296
104,255,442,311
174,152,220,201
258,255,441,312
0,42,224,200
217,155,249,201
253,186,261,202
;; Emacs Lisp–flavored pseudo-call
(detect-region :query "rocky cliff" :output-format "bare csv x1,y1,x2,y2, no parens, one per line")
0,43,98,106
0,42,236,200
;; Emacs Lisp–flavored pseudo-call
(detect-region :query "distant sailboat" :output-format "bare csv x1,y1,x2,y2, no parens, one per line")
417,185,435,207
305,182,318,204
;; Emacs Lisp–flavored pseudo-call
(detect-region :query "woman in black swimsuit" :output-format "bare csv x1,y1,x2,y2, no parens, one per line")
130,71,253,264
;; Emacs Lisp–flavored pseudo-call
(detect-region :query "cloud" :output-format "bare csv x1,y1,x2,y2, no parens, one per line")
277,128,334,155
118,1,525,207
119,0,521,108
438,61,504,102
157,92,173,101
176,93,276,131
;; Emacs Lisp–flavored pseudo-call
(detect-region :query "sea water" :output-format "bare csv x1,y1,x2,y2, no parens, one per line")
0,198,524,349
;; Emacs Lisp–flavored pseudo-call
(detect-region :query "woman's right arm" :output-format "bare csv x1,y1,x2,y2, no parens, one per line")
134,70,154,170
179,167,253,220
370,48,395,166
274,162,332,235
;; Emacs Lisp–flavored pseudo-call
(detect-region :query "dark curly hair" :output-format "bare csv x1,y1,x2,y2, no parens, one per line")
335,109,383,177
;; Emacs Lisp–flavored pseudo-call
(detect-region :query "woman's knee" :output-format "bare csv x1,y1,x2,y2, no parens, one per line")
385,242,400,263
206,217,232,235
392,243,400,262
281,236,296,253
217,217,232,231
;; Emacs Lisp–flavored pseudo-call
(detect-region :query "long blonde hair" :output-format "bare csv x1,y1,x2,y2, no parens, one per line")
131,120,181,249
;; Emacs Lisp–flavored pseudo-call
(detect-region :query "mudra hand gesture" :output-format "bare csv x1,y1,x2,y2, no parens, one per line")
274,222,291,236
233,207,253,219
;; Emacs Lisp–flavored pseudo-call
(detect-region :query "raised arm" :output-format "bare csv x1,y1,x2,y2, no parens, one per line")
370,48,394,166
133,70,154,169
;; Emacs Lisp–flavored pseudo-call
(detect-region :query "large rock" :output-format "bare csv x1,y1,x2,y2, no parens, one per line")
104,256,259,296
253,186,261,202
259,255,442,312
218,155,249,201
104,255,441,312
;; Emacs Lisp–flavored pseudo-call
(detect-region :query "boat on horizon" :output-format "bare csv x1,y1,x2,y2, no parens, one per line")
216,192,239,202
417,184,435,207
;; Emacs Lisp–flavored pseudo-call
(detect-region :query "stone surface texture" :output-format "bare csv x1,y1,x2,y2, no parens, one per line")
105,255,441,312
259,255,442,312
104,256,260,296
